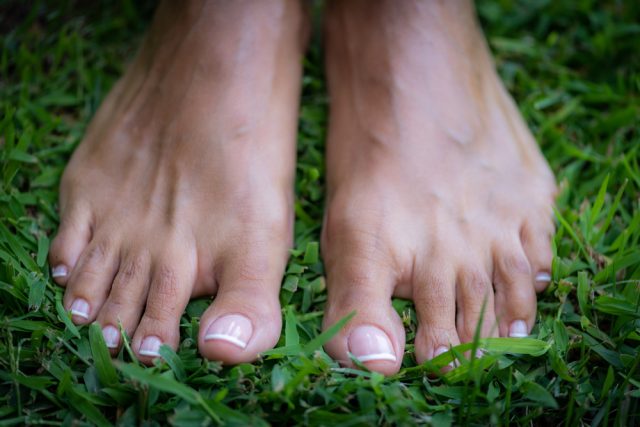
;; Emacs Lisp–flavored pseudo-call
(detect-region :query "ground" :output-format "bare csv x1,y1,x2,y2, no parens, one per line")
0,0,639,425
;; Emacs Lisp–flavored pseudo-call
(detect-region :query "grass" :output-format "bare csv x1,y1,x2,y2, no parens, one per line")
1,0,639,425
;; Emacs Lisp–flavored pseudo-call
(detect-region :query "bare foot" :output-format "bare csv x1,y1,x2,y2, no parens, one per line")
321,0,556,375
48,0,307,364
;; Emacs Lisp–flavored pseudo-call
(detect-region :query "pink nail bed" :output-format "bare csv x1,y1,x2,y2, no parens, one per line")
348,325,396,363
70,298,90,319
204,314,252,349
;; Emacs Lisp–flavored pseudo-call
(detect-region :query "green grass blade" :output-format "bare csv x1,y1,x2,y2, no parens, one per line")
285,306,300,347
88,323,118,387
303,311,355,355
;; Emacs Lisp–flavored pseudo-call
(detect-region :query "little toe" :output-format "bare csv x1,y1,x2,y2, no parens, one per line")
521,220,554,292
199,249,285,365
413,262,460,369
322,255,403,375
49,204,92,286
95,251,152,353
132,257,194,364
63,236,119,324
492,240,537,338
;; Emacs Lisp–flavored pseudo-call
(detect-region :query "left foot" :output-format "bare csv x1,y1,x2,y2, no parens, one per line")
321,0,556,375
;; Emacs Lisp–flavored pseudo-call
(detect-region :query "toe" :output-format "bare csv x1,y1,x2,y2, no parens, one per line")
132,255,194,364
322,254,403,375
95,251,152,353
455,266,498,343
492,239,537,338
521,220,554,292
199,246,285,365
49,204,92,286
413,260,460,368
63,236,119,324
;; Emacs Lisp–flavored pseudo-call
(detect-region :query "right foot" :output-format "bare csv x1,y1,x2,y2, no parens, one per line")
48,0,307,364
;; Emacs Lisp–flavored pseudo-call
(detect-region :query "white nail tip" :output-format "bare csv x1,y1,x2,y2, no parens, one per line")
509,332,529,338
51,266,68,278
204,333,248,349
139,349,161,357
535,273,551,282
356,353,397,363
70,309,89,319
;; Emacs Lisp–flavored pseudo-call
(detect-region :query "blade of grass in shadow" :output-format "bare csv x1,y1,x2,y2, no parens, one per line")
586,173,609,243
285,306,300,347
158,344,186,382
116,362,221,424
54,290,80,339
263,311,355,358
302,310,355,354
554,206,589,260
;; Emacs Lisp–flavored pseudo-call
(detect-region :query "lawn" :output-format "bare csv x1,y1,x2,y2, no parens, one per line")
1,0,639,425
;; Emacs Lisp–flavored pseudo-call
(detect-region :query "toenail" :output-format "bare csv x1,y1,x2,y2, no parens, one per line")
509,320,529,338
70,298,90,319
348,325,396,363
204,314,252,349
139,336,162,357
434,346,456,368
51,265,68,278
535,272,551,283
102,325,119,349
434,346,449,358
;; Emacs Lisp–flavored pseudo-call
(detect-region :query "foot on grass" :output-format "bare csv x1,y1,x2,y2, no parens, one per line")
321,0,556,375
48,0,307,364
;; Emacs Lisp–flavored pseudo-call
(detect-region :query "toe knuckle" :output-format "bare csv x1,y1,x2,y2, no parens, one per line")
499,252,531,277
118,255,147,283
153,266,179,298
84,240,112,265
145,295,179,321
101,299,126,318
461,269,492,296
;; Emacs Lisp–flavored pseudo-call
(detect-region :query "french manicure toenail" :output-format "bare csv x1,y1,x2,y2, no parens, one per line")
535,272,551,282
509,320,528,338
139,336,162,357
204,314,252,349
70,298,90,319
434,346,449,358
434,345,456,367
102,325,119,348
348,325,396,363
52,265,68,278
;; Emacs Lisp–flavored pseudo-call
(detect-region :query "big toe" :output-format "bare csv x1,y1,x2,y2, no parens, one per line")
198,247,285,364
